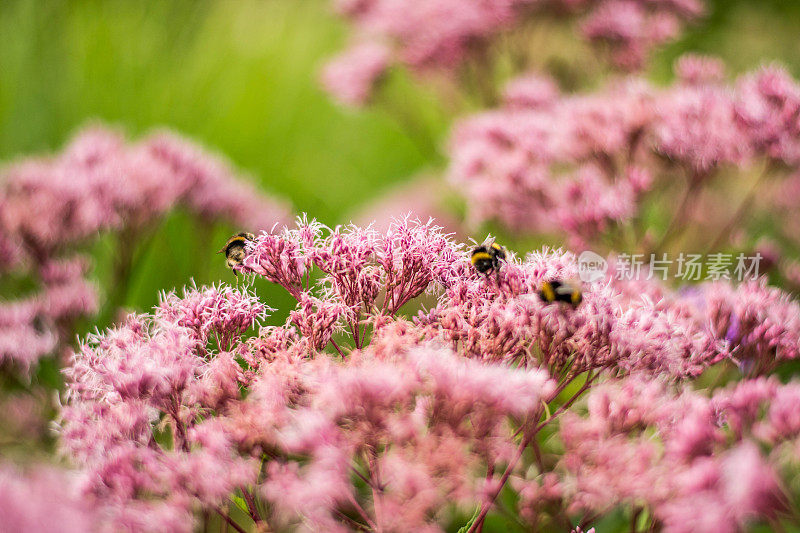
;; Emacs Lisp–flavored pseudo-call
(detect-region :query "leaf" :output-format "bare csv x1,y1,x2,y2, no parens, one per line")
232,495,249,514
458,506,481,533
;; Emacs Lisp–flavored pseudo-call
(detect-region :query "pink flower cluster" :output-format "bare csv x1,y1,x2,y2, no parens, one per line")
323,0,704,105
0,464,98,533
52,219,800,531
448,60,800,248
0,126,290,371
320,42,391,107
0,255,97,370
558,374,798,531
257,346,554,531
60,285,265,532
580,0,704,70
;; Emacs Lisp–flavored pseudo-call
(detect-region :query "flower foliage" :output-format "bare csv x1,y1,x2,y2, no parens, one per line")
448,61,800,249
322,0,704,105
53,219,800,531
558,375,794,532
0,464,98,533
0,126,290,371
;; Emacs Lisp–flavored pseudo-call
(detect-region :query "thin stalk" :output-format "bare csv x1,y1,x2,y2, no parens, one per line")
241,488,262,523
535,371,601,433
214,506,247,533
467,428,537,533
351,465,375,488
631,507,642,533
367,450,384,531
651,171,706,254
530,438,545,473
330,338,345,358
708,165,771,250
336,509,371,531
346,493,379,531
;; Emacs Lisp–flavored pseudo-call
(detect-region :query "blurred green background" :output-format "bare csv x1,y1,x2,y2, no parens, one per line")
0,0,799,319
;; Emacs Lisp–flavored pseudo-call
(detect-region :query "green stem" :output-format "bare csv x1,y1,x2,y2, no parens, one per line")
650,171,706,254
707,165,772,251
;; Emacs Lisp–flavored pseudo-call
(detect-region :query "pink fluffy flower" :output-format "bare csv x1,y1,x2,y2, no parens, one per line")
581,0,702,70
561,375,787,530
240,218,319,297
0,298,58,370
701,278,800,375
655,84,748,175
320,41,391,107
674,53,726,86
259,344,555,531
0,464,98,533
0,126,291,372
50,221,800,532
502,73,560,109
143,131,291,230
157,283,269,350
448,64,800,245
735,65,800,165
289,292,349,351
60,287,262,532
323,0,703,105
448,77,658,240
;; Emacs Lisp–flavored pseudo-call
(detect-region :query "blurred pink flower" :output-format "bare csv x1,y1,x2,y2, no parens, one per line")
655,84,747,175
735,65,800,166
324,0,704,104
0,465,98,533
675,53,726,86
0,125,290,371
320,41,391,107
502,73,560,109
449,64,800,245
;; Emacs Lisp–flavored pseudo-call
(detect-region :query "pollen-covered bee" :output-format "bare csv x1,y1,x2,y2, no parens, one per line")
471,240,506,274
538,279,583,307
218,232,255,275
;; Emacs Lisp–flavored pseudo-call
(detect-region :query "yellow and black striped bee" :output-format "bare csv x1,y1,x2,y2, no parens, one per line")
538,279,583,307
471,240,507,275
218,232,255,275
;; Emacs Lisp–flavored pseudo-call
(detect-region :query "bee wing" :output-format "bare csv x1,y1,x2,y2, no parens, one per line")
554,279,582,294
553,284,573,296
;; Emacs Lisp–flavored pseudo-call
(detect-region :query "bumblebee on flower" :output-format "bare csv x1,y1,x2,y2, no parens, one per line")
470,238,507,275
219,232,255,275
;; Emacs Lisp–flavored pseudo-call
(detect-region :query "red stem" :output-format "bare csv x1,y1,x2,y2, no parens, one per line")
476,369,605,531
241,488,262,523
367,451,384,531
347,493,379,531
330,338,345,358
467,429,536,533
214,506,248,533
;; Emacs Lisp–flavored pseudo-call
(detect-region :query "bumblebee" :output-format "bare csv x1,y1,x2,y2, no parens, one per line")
218,232,255,275
538,280,582,307
471,240,506,274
